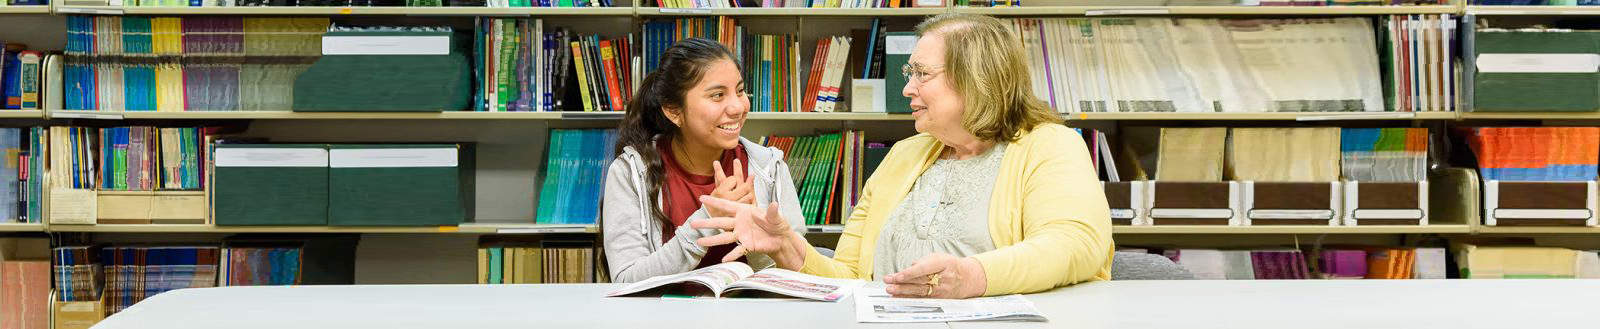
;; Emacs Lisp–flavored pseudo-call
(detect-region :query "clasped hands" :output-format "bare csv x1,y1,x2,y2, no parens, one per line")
690,193,988,299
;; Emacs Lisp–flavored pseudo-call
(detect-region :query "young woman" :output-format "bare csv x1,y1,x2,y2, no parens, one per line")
602,38,807,283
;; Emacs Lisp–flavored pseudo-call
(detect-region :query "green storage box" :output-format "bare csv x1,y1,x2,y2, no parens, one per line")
328,144,471,226
1473,31,1600,112
293,31,470,112
213,144,330,226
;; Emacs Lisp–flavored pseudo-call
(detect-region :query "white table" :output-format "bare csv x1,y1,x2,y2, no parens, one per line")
92,280,1600,329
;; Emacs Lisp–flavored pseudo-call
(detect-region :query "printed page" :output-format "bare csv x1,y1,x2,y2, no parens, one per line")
606,262,754,298
853,285,1047,323
723,268,863,302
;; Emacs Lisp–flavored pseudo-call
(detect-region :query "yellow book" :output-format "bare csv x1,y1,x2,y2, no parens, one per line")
529,246,543,284
504,247,517,284
571,41,594,112
1228,127,1341,182
1461,245,1579,279
514,248,528,284
1155,128,1226,181
477,248,488,284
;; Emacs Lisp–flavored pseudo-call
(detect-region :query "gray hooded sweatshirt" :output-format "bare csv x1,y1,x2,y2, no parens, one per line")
602,136,807,283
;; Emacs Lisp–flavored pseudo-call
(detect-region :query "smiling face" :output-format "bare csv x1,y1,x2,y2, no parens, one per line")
664,58,750,151
902,33,967,140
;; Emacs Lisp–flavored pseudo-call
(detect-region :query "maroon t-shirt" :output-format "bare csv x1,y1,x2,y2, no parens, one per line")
657,140,749,269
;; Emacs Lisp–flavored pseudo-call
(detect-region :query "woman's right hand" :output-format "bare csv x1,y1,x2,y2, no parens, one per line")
691,196,808,271
707,159,754,218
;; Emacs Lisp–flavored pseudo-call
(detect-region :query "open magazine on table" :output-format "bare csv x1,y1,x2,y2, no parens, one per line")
854,285,1048,323
605,262,862,302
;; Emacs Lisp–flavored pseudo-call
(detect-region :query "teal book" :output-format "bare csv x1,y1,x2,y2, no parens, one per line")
884,32,916,114
27,127,43,223
554,130,580,224
328,144,466,226
535,130,566,224
489,247,504,284
213,144,330,226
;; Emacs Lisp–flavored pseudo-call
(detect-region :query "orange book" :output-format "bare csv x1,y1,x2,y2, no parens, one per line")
1366,249,1395,279
1400,249,1416,279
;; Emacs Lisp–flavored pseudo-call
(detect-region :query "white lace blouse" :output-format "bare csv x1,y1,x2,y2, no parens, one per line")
872,144,1005,279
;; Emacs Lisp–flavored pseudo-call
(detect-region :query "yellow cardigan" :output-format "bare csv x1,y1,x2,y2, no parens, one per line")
799,123,1114,295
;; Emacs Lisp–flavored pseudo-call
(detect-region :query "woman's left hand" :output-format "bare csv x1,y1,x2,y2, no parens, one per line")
883,253,987,299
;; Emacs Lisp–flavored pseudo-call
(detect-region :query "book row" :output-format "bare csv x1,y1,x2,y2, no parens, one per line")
477,237,604,284
21,15,1515,114
1126,127,1427,183
1007,16,1455,114
44,235,357,321
966,0,1448,6
34,0,1463,6
61,16,330,112
1129,244,1600,280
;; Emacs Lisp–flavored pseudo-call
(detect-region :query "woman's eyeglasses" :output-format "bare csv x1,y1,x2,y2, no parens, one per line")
901,63,944,84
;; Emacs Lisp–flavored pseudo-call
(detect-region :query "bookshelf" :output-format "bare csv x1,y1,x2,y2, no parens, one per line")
44,223,599,233
65,111,568,120
14,1,1600,313
638,7,946,16
0,110,44,119
0,223,45,232
1065,112,1458,121
46,224,473,233
23,223,1540,234
1112,225,1473,235
1465,5,1600,16
52,5,634,15
35,110,1485,121
1457,112,1600,120
1474,226,1600,235
955,5,1460,16
0,5,51,14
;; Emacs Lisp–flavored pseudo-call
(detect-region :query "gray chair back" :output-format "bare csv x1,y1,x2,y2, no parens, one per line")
1111,251,1194,280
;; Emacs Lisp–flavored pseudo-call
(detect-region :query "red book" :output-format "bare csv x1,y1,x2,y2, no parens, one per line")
600,40,625,112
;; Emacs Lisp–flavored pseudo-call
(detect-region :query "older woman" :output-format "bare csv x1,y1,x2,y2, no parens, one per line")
693,13,1113,298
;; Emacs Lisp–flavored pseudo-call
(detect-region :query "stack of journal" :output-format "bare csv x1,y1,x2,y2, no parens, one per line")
1464,127,1600,181
1007,17,1383,113
1154,127,1227,181
100,246,219,314
1340,128,1428,182
1228,127,1341,182
535,129,616,225
64,16,330,111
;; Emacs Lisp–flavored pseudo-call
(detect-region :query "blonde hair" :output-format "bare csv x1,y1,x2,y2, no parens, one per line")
916,13,1060,143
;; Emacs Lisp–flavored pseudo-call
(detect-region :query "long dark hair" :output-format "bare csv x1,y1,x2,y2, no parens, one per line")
614,37,740,227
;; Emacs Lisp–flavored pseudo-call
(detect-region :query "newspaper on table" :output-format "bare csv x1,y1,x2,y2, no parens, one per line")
853,285,1047,323
606,262,860,302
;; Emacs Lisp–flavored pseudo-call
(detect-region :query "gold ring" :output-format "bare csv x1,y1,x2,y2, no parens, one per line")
929,273,941,286
925,285,934,296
